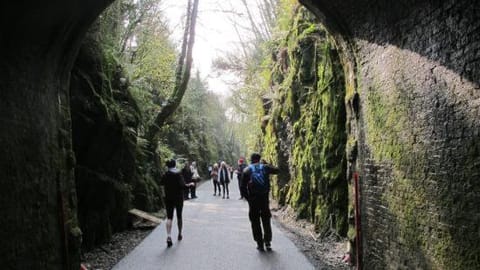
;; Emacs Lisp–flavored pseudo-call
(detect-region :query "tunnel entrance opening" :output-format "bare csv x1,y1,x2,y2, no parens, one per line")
0,1,354,269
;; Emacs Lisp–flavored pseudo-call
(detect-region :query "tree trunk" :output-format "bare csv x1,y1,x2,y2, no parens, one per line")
147,0,200,141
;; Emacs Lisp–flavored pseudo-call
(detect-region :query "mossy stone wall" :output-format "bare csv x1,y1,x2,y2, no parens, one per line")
70,32,149,250
263,7,348,236
301,0,480,268
0,2,112,269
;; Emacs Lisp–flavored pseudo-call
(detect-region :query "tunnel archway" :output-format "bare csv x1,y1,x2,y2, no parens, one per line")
301,0,480,269
1,1,479,269
0,1,114,269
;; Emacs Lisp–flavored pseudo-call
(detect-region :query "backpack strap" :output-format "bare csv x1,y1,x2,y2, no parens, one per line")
249,163,264,173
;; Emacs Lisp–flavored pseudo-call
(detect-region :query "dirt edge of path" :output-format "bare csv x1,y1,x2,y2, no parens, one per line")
271,201,353,270
81,228,153,270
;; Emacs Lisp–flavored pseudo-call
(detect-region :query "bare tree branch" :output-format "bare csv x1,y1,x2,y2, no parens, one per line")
119,0,159,53
240,0,266,41
147,0,200,141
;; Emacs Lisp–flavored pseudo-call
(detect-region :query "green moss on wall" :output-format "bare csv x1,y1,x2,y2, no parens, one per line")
364,78,479,269
365,82,429,261
261,6,348,236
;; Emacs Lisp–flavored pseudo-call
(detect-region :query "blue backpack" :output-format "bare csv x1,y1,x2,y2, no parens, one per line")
248,164,269,194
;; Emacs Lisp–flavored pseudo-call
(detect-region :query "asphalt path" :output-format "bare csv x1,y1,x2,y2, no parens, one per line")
113,176,315,270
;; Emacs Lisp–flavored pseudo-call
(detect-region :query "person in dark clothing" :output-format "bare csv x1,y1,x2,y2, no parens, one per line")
236,158,247,199
160,159,194,247
181,162,194,200
218,161,230,199
242,153,279,251
229,165,234,179
211,163,222,196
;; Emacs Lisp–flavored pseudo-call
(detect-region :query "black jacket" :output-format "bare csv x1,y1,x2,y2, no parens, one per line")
161,169,187,201
218,167,230,183
181,167,193,183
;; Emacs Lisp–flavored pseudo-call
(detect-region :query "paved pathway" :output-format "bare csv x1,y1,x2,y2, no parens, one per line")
113,176,315,270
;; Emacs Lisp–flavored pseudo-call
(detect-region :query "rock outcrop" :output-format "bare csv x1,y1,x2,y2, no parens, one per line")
70,31,142,250
263,7,348,237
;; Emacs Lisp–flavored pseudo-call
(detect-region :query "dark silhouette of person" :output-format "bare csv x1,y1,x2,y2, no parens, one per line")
242,153,279,251
236,158,247,199
211,163,221,196
181,162,193,200
160,159,194,247
218,161,230,199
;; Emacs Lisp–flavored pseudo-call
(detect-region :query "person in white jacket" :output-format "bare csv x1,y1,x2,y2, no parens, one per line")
189,161,200,198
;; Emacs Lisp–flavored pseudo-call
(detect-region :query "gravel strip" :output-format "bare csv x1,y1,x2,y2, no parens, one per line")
81,228,153,270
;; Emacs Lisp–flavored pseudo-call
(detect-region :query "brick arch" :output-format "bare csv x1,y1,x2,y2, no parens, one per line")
301,0,480,269
1,1,479,269
0,1,113,269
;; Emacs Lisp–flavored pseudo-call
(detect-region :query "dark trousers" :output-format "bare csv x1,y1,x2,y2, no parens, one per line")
221,181,229,197
247,193,272,243
190,184,196,198
213,180,221,195
238,178,245,198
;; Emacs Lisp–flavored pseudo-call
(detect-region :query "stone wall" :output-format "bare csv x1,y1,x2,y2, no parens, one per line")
301,0,480,268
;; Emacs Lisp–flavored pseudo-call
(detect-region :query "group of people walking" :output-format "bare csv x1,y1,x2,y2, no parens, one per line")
159,153,279,252
209,161,234,199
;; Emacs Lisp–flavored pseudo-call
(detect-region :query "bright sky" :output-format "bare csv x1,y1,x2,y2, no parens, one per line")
161,0,256,96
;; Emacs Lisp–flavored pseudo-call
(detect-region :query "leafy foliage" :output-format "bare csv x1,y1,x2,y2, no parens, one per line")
161,72,239,174
90,0,241,211
213,0,349,237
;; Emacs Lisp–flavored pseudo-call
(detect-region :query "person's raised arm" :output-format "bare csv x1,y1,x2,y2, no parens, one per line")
266,164,280,175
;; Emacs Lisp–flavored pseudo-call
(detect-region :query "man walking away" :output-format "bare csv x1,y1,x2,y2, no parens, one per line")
242,153,279,251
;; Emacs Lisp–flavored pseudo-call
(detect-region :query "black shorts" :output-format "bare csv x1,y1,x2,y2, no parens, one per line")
165,199,184,219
